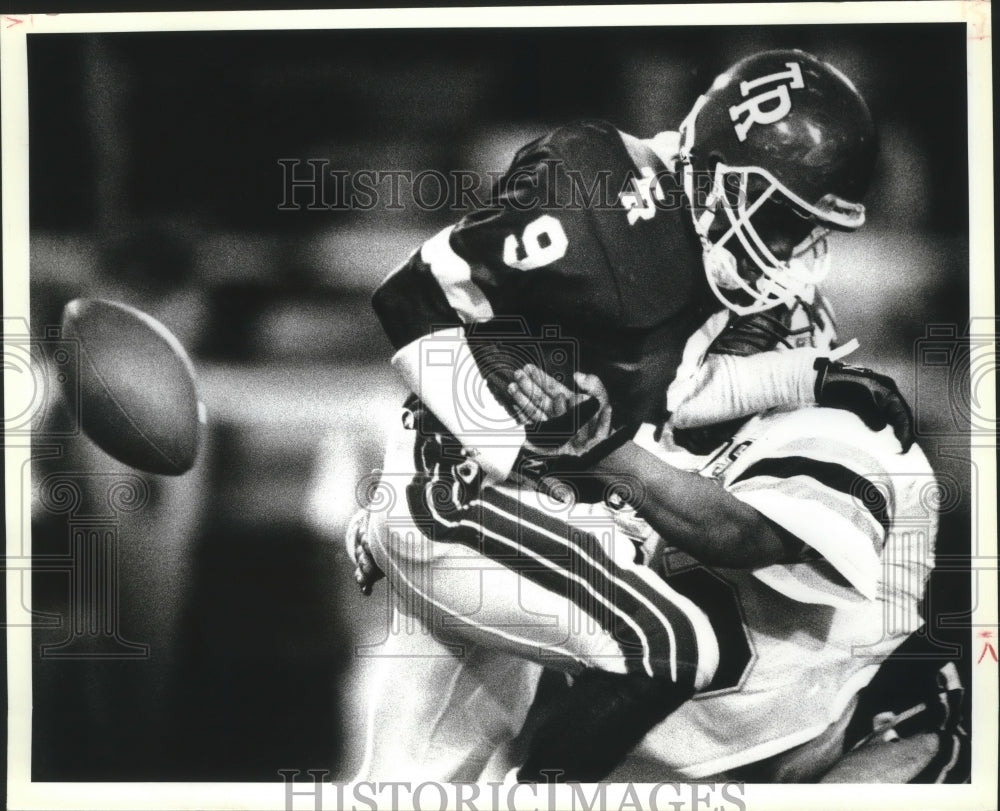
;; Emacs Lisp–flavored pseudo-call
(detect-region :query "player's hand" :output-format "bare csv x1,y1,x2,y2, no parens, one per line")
507,365,613,456
814,358,915,452
345,508,384,596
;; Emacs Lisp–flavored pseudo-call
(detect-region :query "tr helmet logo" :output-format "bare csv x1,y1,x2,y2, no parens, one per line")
728,61,805,142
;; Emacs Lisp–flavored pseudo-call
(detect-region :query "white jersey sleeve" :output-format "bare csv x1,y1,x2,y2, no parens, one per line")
629,407,937,778
710,407,936,607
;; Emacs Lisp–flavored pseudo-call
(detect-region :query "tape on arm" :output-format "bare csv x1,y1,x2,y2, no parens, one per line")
391,326,526,482
669,340,858,429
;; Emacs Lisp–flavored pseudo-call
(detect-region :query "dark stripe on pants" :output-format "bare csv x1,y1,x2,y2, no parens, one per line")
407,467,699,688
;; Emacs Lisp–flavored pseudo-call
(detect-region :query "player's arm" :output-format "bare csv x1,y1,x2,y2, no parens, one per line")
667,309,915,452
671,349,914,449
508,365,803,568
370,136,569,482
590,442,805,568
371,228,526,482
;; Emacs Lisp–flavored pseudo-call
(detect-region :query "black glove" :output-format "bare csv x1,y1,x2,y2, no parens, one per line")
814,358,915,452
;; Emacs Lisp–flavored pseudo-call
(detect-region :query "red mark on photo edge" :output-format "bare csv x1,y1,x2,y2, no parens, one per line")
977,631,998,664
965,1,991,42
4,14,56,28
969,24,990,42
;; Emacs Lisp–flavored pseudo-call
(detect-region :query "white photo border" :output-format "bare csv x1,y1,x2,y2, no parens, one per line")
3,4,995,810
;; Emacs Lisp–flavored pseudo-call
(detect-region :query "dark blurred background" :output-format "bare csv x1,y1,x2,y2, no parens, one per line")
26,25,972,781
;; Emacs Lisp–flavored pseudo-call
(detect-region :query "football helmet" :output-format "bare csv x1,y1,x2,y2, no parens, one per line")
679,49,878,314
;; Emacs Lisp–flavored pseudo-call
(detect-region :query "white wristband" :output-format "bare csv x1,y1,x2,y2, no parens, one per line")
671,347,824,429
390,327,525,482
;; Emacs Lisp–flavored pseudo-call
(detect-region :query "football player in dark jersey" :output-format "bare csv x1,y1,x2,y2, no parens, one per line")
351,50,914,781
369,50,904,481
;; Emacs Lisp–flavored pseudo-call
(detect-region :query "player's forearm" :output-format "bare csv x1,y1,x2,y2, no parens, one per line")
590,442,793,567
390,327,525,482
373,229,529,481
670,348,820,428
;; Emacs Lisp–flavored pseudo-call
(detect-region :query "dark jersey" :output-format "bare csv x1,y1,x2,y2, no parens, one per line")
372,119,718,426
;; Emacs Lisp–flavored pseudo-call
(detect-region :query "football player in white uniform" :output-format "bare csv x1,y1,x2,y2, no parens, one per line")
350,51,916,782
503,302,941,782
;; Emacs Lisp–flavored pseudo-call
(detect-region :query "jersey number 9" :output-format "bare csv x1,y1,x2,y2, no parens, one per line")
503,215,569,271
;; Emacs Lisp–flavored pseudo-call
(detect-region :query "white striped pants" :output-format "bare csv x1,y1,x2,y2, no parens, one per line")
355,418,717,781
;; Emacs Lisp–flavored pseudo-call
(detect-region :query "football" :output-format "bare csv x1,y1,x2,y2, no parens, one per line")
60,298,204,475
